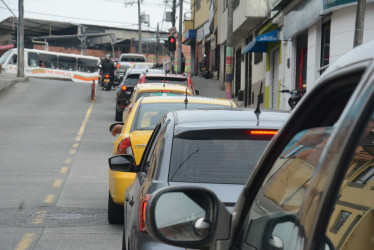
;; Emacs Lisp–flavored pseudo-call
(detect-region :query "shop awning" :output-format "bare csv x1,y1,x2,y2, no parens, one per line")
242,30,279,54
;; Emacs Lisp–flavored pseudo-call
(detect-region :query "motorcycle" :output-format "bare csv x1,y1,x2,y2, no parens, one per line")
101,73,113,91
199,61,211,79
280,85,304,110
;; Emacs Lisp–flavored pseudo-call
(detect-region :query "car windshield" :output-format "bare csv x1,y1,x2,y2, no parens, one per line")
133,103,229,131
0,50,12,65
121,56,145,62
123,74,140,87
145,77,187,84
169,129,273,185
135,92,186,102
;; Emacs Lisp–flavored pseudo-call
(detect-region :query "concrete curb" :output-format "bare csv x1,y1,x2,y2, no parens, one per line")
0,77,29,95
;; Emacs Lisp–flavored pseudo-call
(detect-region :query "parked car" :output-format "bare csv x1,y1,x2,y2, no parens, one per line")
108,96,237,224
121,83,194,122
115,68,145,121
138,73,197,95
109,109,289,249
143,41,374,250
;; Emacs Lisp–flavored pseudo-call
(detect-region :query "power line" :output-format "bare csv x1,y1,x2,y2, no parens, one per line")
0,0,17,17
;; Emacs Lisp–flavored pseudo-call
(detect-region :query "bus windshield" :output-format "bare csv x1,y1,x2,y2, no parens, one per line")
0,50,12,65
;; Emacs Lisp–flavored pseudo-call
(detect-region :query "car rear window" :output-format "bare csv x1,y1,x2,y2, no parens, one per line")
123,74,140,87
120,56,145,62
133,103,230,131
169,129,274,185
135,92,185,102
145,77,187,84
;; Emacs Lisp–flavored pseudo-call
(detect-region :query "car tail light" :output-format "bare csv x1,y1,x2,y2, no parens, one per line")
138,76,145,83
160,90,171,93
139,194,151,233
121,85,127,91
116,63,121,68
116,137,133,155
105,74,109,78
245,130,278,140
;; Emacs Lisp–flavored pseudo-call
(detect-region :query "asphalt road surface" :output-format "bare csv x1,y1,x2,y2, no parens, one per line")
0,78,121,250
0,76,222,250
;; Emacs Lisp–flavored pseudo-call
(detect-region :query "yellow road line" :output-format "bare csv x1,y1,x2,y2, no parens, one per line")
60,167,69,174
64,158,72,164
15,233,34,250
53,179,63,188
32,210,46,224
73,143,79,148
77,104,94,138
69,149,77,155
44,195,54,203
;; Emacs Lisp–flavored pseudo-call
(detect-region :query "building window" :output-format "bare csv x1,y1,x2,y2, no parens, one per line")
233,0,240,10
196,0,201,10
254,53,263,64
320,19,331,74
352,166,374,185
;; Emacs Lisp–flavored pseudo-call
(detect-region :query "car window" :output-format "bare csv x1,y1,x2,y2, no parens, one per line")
145,77,187,84
169,129,275,184
124,74,140,87
144,120,169,176
135,92,186,102
243,126,332,247
132,103,230,131
0,49,12,65
325,111,374,250
9,54,17,65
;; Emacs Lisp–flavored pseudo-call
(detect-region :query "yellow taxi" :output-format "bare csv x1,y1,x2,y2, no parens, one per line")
121,83,194,122
108,96,237,223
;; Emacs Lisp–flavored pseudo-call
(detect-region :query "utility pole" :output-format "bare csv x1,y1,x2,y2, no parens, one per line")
354,0,366,47
177,0,183,73
156,23,160,64
225,0,233,99
172,0,176,27
138,0,142,53
17,0,24,77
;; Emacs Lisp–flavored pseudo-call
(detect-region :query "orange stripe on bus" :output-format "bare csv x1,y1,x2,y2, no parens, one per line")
73,75,98,81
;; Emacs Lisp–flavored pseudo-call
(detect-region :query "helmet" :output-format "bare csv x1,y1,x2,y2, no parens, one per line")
105,54,110,61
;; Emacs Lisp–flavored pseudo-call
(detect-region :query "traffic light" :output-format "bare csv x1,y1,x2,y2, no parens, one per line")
168,35,176,52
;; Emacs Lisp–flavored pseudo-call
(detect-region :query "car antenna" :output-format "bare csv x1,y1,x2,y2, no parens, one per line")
254,81,262,114
184,88,188,109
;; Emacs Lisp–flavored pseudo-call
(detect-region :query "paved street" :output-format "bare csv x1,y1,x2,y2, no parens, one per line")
0,76,223,250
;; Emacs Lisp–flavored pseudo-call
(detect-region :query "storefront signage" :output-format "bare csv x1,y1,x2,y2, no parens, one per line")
323,0,374,12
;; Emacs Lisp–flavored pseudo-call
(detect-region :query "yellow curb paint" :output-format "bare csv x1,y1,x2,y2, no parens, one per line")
44,195,54,203
69,149,77,155
60,167,69,174
73,143,79,148
32,210,46,224
77,104,94,138
53,179,63,188
15,233,34,250
64,158,72,164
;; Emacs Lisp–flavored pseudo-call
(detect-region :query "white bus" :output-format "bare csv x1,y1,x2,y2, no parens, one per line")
0,48,100,83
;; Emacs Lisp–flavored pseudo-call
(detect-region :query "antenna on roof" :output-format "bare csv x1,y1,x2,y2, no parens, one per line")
254,82,262,114
184,88,188,109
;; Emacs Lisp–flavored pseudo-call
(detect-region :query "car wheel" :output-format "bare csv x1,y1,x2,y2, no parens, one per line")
108,191,124,224
115,110,122,122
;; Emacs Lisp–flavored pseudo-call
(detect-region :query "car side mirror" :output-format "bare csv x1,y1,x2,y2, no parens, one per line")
146,186,231,249
109,122,124,133
195,90,200,96
108,155,136,172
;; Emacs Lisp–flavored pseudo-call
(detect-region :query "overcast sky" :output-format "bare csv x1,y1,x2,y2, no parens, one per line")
0,0,190,33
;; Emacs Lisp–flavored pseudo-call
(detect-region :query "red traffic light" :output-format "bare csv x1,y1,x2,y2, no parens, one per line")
170,38,175,43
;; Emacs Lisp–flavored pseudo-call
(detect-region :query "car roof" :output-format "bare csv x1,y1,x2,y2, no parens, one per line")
144,74,188,79
171,109,290,129
136,83,192,92
139,96,234,106
120,53,145,57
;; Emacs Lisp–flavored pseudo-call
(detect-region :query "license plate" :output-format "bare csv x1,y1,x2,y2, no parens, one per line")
104,79,110,83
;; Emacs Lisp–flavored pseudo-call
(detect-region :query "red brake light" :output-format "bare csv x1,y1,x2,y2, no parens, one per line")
121,85,127,91
138,76,145,83
245,130,278,140
116,137,133,155
160,90,171,93
139,194,151,233
105,74,109,78
116,63,121,68
247,130,278,135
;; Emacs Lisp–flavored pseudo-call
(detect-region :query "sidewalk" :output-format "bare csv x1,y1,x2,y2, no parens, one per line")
0,73,28,94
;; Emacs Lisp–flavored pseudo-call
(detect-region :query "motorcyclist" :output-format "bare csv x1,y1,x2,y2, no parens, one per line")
100,54,116,89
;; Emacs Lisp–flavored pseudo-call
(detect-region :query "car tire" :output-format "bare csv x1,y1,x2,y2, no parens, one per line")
108,191,124,224
115,110,122,122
